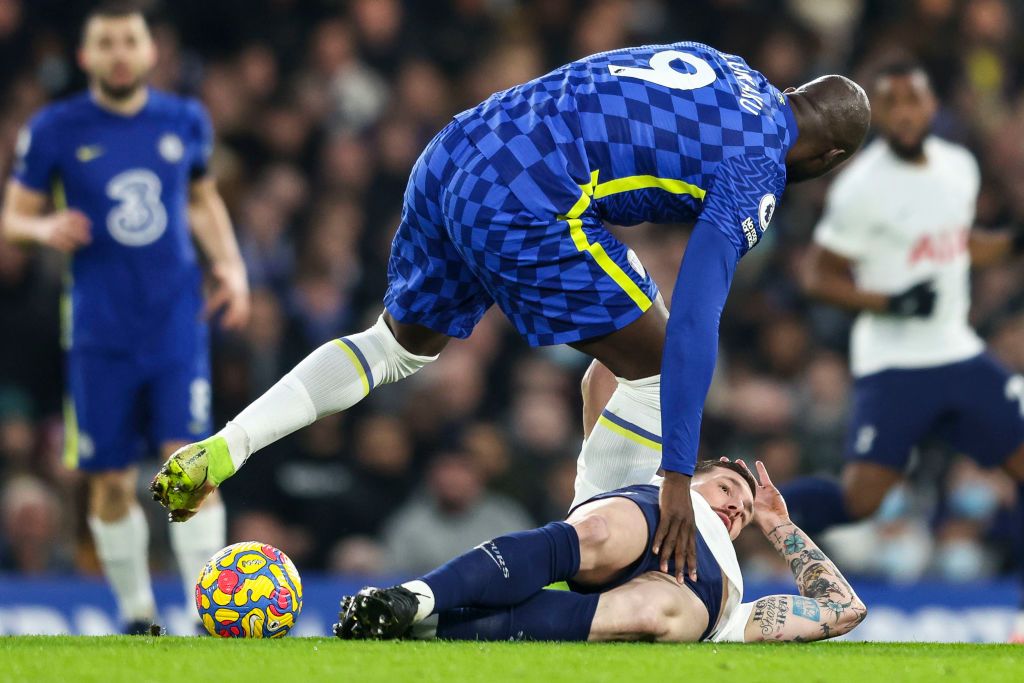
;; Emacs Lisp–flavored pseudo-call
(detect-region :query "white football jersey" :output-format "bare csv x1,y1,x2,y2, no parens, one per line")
689,491,745,642
814,136,984,377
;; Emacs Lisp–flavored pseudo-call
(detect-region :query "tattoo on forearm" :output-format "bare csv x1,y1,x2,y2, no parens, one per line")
789,549,826,574
782,532,806,555
791,596,820,621
762,522,868,639
752,596,789,637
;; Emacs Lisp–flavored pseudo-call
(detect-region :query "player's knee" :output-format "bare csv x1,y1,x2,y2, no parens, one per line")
580,362,594,397
88,471,137,519
632,603,671,640
382,312,450,357
842,491,883,520
571,513,611,570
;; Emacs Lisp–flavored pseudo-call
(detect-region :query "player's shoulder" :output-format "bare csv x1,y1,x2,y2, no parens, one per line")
146,89,208,120
26,91,95,130
924,135,977,169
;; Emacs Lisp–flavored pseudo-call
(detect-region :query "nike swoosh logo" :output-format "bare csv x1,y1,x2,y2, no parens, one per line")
76,145,104,162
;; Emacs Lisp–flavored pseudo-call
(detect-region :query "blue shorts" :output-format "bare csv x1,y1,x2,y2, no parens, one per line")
847,353,1024,470
566,484,724,641
64,333,211,472
384,121,659,347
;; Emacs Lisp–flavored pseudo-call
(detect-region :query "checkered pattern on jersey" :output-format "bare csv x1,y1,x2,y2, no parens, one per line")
384,124,659,347
454,42,793,232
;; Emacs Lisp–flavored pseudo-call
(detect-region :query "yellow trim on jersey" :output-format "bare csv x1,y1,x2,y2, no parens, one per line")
559,171,653,312
560,169,707,311
333,339,370,396
596,414,662,452
592,174,707,202
63,395,79,469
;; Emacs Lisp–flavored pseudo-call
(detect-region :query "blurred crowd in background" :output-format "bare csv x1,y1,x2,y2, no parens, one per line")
1,0,1023,585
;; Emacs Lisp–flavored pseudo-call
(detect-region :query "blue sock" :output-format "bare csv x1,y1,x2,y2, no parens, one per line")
779,476,852,535
420,522,581,613
436,589,599,641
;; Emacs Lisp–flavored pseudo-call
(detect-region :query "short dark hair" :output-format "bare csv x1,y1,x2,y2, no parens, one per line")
82,0,150,40
86,0,149,19
694,460,757,498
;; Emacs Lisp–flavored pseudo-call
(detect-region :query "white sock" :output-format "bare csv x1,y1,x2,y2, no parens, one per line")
571,374,662,509
169,499,226,605
88,506,156,623
221,314,437,471
400,579,436,623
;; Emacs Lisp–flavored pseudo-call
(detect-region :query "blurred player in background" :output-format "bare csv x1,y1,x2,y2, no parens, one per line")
779,61,1024,640
153,41,870,583
1,2,249,633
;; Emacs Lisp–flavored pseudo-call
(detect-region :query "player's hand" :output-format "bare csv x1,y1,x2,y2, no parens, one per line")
40,209,91,252
653,471,698,583
204,259,250,330
733,458,790,533
886,281,935,317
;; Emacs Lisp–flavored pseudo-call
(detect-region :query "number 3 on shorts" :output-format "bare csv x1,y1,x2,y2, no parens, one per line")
608,50,717,91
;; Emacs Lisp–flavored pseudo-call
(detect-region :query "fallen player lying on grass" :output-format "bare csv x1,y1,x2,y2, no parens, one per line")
336,458,867,643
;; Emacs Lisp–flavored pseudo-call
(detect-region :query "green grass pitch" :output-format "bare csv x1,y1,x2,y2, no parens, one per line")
1,637,1021,683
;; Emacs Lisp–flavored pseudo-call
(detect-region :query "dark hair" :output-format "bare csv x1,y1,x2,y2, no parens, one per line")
694,460,757,498
82,0,150,39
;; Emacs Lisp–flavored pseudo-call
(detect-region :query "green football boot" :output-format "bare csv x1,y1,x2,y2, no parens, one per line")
150,436,234,522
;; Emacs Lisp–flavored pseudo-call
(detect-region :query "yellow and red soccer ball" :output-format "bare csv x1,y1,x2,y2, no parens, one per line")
195,542,303,638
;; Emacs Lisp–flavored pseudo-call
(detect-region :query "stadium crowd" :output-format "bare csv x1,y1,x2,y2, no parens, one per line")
1,0,1023,585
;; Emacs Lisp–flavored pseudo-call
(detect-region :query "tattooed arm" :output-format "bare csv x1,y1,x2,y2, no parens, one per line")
732,461,867,643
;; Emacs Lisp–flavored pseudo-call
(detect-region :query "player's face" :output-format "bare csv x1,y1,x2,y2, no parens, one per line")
79,14,156,100
693,470,754,541
873,72,936,161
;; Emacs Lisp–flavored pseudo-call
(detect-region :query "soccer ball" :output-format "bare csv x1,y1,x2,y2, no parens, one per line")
195,541,303,638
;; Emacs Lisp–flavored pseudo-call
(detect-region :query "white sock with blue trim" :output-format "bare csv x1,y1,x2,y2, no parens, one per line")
571,374,662,509
220,315,438,470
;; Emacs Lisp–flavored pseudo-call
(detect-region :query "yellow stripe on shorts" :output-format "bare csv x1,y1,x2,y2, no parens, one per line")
559,170,707,312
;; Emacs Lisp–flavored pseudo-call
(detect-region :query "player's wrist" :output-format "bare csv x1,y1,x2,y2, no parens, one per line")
662,469,693,485
757,515,793,535
215,256,247,275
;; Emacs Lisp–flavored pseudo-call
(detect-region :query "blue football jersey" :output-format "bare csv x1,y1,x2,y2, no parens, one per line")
453,41,797,254
13,89,212,357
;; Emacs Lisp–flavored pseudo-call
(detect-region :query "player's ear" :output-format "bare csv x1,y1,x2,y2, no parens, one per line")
823,147,848,167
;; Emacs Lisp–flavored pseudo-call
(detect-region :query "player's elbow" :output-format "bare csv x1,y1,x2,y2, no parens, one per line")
833,596,867,637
